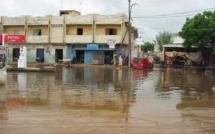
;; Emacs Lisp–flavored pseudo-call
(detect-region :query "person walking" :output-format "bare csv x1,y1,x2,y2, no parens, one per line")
112,53,117,66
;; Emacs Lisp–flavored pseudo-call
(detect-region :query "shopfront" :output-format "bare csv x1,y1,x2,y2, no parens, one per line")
67,43,119,65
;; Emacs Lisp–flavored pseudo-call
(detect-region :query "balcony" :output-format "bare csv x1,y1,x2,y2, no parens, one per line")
27,16,49,25
94,14,126,25
65,15,93,25
50,16,64,24
2,17,25,25
26,35,49,43
94,35,121,44
65,35,93,43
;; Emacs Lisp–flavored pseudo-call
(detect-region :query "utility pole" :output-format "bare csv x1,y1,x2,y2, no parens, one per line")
128,0,132,67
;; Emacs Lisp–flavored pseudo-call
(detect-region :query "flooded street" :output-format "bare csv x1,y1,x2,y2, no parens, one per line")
0,66,215,134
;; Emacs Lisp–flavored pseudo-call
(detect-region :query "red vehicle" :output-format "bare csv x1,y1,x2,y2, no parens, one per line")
131,57,153,69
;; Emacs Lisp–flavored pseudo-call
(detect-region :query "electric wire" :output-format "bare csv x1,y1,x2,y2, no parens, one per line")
132,7,215,19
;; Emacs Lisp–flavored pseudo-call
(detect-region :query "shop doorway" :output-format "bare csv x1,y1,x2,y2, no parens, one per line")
76,50,85,63
92,51,103,64
36,49,44,62
104,51,113,64
55,49,63,62
13,48,20,61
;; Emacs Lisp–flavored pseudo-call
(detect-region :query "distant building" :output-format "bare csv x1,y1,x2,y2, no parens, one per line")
0,10,136,64
133,37,144,58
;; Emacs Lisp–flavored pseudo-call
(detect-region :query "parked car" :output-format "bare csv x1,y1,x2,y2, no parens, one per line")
131,57,153,69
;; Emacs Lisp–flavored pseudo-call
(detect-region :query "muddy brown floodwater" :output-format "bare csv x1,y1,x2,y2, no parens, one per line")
0,66,215,134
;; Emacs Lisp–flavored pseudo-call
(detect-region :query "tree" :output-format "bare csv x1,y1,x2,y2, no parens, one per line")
141,42,155,53
155,31,173,52
179,11,215,50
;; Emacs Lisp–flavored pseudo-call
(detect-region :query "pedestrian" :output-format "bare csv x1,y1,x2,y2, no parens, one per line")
111,53,117,66
118,54,123,67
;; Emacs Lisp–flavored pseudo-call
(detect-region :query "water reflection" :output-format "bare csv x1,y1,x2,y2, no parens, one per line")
1,67,135,119
0,85,7,120
0,67,215,133
61,67,132,117
155,69,215,133
156,69,215,108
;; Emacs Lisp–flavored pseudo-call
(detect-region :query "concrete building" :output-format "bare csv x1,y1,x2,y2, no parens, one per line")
0,10,136,65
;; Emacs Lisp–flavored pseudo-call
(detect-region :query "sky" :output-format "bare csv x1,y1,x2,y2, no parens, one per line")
0,0,215,42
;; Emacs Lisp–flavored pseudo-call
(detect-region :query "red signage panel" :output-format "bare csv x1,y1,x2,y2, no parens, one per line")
5,35,25,43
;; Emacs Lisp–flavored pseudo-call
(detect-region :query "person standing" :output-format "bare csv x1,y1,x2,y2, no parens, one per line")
118,54,123,67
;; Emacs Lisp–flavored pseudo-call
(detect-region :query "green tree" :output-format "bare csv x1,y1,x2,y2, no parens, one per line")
179,11,215,48
179,11,215,50
155,31,173,52
141,42,155,53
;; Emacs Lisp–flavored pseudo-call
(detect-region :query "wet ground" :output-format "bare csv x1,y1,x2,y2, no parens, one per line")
0,66,215,134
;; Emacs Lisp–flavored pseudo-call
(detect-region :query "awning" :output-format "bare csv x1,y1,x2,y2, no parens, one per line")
165,51,202,64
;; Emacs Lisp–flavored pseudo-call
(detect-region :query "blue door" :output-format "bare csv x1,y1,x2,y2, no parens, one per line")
36,49,44,62
84,51,92,64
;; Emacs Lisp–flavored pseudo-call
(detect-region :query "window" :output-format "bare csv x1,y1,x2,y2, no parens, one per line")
33,29,42,36
77,28,83,35
105,28,117,35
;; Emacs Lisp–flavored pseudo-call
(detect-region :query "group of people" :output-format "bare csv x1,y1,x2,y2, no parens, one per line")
111,53,127,67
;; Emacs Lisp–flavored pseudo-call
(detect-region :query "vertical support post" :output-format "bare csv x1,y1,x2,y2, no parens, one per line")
92,14,95,43
128,0,131,67
2,33,5,46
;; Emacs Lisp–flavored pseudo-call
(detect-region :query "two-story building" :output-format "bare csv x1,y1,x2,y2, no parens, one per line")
0,10,136,65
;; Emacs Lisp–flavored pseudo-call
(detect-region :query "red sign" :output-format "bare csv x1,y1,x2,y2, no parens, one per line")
0,34,25,43
5,35,25,43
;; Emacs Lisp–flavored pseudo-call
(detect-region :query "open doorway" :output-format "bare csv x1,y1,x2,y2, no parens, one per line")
55,49,63,62
76,50,85,63
104,51,113,64
13,48,20,61
36,49,44,62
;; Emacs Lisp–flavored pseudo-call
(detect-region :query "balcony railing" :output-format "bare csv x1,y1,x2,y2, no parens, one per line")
3,17,25,25
26,35,49,43
27,16,49,25
65,15,93,24
65,35,93,43
94,35,121,44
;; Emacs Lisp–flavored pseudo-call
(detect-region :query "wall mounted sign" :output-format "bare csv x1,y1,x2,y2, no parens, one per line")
87,44,98,50
0,34,25,43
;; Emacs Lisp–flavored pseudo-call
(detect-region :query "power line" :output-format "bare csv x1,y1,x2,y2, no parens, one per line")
132,7,215,19
133,14,196,19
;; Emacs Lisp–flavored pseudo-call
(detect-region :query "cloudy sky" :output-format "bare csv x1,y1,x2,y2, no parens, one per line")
0,0,215,42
